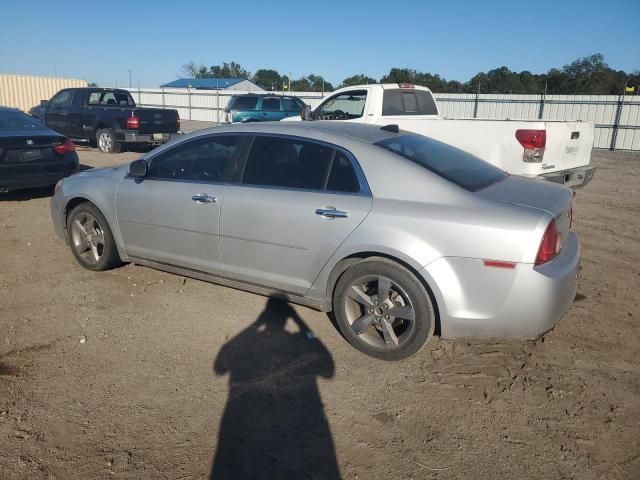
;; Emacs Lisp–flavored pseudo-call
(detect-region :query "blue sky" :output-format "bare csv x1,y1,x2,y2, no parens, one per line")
1,0,638,87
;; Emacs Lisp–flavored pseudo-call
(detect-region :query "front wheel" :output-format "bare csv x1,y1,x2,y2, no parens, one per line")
67,203,121,271
332,258,435,360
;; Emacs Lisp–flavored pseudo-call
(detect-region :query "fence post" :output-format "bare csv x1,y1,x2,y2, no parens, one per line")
610,94,624,151
188,86,192,120
473,83,480,118
538,93,546,120
137,81,141,106
161,87,165,109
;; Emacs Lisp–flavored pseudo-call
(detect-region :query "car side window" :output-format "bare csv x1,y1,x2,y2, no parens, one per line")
262,97,280,112
231,96,258,110
326,152,361,193
242,136,334,190
50,90,73,108
317,90,367,120
148,136,241,182
282,98,302,111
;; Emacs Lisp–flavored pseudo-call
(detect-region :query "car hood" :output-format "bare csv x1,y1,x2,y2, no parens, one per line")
75,164,129,178
476,175,572,216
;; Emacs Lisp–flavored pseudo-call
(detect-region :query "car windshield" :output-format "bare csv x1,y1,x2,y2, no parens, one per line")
375,134,508,191
0,111,44,131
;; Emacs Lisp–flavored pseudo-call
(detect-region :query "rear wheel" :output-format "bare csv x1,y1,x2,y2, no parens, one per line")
332,258,435,360
67,203,121,271
96,128,121,153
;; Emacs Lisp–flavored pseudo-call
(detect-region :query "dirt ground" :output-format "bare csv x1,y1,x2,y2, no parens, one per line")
1,143,639,479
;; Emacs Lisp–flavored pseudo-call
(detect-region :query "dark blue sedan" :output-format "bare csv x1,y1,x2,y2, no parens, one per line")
0,107,79,192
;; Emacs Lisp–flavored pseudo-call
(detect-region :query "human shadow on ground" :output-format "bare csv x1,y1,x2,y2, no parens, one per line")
210,297,340,480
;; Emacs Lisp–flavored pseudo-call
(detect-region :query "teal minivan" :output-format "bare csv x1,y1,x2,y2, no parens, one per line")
225,95,307,123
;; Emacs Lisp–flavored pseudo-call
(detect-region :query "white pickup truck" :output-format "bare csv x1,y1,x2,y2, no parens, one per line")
284,84,595,188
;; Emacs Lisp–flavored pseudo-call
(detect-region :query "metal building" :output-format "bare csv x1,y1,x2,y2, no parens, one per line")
160,78,264,91
0,74,87,112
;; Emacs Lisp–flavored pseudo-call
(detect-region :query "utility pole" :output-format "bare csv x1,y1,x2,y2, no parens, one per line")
128,70,132,88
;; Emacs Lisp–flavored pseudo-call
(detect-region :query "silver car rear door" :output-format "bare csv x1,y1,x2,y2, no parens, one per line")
220,134,372,295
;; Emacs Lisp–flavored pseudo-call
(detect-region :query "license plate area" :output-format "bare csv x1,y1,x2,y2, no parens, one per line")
20,149,44,162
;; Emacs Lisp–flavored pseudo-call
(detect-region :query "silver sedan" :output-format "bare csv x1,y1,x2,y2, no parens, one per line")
50,122,580,360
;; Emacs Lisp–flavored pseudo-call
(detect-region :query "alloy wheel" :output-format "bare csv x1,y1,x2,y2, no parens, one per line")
343,275,416,349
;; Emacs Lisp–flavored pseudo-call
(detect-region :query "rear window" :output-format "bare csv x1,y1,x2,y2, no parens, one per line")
382,89,438,116
375,134,507,191
0,111,44,131
230,96,258,110
88,91,134,106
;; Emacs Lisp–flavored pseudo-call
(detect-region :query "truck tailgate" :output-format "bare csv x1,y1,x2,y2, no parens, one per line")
541,121,594,173
135,109,179,134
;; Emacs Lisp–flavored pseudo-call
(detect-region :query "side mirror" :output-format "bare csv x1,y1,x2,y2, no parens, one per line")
40,100,49,107
301,105,313,121
128,159,148,178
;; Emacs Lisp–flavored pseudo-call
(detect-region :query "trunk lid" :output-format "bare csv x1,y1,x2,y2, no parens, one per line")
477,175,573,246
539,121,594,173
0,132,66,164
134,108,179,134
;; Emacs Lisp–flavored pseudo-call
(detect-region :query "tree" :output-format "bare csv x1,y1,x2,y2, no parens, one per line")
182,61,210,78
290,74,333,92
340,74,377,87
87,81,99,87
252,69,282,90
209,61,250,78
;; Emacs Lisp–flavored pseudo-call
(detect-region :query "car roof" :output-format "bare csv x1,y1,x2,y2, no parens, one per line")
0,106,22,113
193,121,404,145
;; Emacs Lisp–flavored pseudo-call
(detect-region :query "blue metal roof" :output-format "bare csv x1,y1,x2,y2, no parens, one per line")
160,78,247,89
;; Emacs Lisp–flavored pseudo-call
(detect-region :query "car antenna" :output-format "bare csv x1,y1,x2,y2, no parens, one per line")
380,124,399,133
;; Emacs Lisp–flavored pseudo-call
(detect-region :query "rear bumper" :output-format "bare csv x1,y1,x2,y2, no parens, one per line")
538,166,596,190
421,231,581,339
0,155,79,192
118,131,180,144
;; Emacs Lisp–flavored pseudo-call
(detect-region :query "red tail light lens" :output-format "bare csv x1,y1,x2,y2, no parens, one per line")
53,139,75,155
535,219,562,266
515,129,546,149
126,115,140,129
176,113,181,130
516,129,546,163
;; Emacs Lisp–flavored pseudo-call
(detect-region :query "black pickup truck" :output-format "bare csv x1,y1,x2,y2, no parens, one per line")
29,88,180,153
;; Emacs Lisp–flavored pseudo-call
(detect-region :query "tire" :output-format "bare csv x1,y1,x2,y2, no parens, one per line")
67,202,121,271
332,257,435,361
96,128,122,153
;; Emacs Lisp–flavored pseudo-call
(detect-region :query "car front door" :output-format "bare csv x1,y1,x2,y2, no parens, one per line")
115,135,245,275
45,90,74,136
220,135,372,295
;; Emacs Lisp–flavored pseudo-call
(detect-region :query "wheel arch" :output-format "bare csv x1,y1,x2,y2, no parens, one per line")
324,251,442,336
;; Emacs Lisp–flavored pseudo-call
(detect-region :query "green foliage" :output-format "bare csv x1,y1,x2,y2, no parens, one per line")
87,82,99,87
340,74,377,87
182,61,249,79
252,69,283,90
290,74,333,92
180,54,639,94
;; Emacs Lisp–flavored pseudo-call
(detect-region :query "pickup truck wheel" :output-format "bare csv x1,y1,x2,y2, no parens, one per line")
332,258,435,361
97,128,121,154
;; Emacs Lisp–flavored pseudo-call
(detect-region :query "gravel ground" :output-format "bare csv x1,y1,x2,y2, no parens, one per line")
1,144,639,479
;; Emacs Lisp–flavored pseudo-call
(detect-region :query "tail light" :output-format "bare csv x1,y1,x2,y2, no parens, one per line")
53,139,75,155
176,113,181,130
126,115,140,130
535,219,562,266
516,129,546,163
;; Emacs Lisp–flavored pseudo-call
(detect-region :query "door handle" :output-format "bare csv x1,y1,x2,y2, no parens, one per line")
315,207,349,218
192,193,217,204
